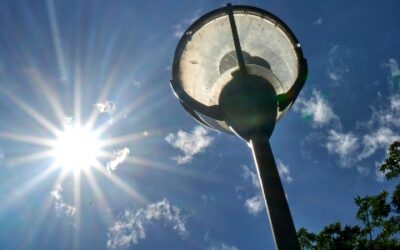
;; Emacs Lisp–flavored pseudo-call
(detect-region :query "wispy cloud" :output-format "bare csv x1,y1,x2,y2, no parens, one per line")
240,162,290,215
173,9,202,38
51,185,76,217
295,89,362,167
241,164,259,188
132,80,142,88
295,58,400,179
391,95,400,110
356,60,400,161
277,160,293,183
205,232,239,250
382,58,400,88
106,147,130,173
327,45,351,85
240,165,264,215
209,243,239,250
326,130,359,166
64,116,73,125
107,199,187,249
201,194,216,204
173,24,185,38
365,95,400,129
294,89,340,128
382,95,400,128
165,126,214,164
313,17,323,26
94,100,116,113
245,195,264,216
359,128,399,160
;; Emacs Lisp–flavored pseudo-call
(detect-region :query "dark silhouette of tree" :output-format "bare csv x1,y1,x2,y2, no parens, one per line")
298,140,400,250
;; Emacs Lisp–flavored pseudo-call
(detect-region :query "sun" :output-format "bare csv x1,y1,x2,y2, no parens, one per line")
52,124,102,173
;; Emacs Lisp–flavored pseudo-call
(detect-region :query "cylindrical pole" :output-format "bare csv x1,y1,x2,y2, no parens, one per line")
250,137,300,250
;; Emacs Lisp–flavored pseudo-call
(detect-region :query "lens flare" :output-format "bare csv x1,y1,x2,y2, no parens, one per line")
52,125,101,173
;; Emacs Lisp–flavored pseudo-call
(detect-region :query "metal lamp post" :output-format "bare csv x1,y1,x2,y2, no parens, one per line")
170,4,308,250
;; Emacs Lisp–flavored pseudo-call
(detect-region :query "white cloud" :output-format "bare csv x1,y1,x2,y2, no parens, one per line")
241,165,259,188
373,95,400,128
277,160,293,183
132,80,141,88
356,165,370,176
64,116,73,125
173,10,202,38
294,89,340,128
313,17,323,26
383,58,400,80
165,126,214,164
94,100,116,113
386,95,400,127
391,96,400,110
359,127,400,160
51,185,76,217
173,24,185,38
354,60,400,166
297,58,399,179
201,194,216,204
245,195,264,216
328,71,340,82
354,59,400,166
327,45,350,85
326,130,359,166
107,199,187,249
209,243,239,250
205,232,239,250
364,94,400,130
240,165,264,215
106,147,130,173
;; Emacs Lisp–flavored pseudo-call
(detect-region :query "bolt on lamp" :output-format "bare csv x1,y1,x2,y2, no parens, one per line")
170,4,307,250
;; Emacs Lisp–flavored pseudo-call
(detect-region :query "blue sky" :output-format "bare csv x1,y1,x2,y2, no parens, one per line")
0,0,399,249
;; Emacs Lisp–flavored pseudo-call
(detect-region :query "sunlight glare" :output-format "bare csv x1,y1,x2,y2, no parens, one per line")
52,125,101,173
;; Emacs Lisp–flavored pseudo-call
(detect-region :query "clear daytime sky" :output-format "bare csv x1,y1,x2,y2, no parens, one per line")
0,0,399,249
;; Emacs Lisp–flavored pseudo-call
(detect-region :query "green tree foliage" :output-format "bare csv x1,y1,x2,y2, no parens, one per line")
298,140,400,250
380,141,400,180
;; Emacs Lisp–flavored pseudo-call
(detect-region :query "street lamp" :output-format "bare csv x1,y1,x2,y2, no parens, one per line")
170,4,307,250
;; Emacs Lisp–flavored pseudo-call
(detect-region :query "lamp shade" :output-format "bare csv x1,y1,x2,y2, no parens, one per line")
171,5,307,136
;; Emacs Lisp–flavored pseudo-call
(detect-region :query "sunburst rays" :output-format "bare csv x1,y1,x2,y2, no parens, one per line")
0,77,151,216
0,2,180,249
0,45,155,248
0,80,159,250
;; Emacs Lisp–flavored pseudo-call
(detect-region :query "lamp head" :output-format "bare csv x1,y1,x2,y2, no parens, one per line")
171,4,307,142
